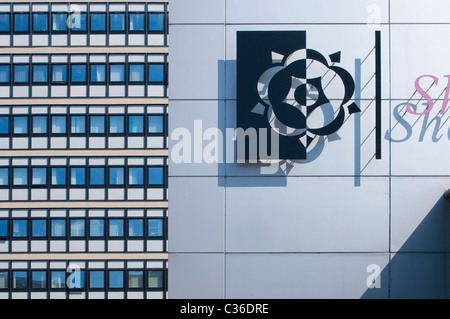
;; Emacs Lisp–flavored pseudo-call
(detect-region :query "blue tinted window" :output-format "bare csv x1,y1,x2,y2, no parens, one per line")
71,116,86,134
71,64,86,83
14,65,29,83
69,13,86,31
129,115,144,134
51,271,66,289
148,219,163,237
13,168,28,186
109,271,123,289
13,220,27,238
109,116,124,134
90,64,105,83
13,117,28,134
148,64,164,83
0,271,8,289
33,65,48,83
52,64,67,83
70,219,85,237
148,270,163,289
109,219,123,237
90,13,106,32
32,167,47,185
90,116,105,134
51,167,66,186
31,271,47,289
14,13,29,32
128,270,144,289
90,271,104,289
89,219,104,237
129,13,144,31
0,220,8,237
110,13,125,32
128,219,143,237
0,168,8,186
0,65,9,83
129,167,144,185
32,116,47,134
33,13,48,32
0,14,10,32
52,13,68,32
109,167,124,186
32,219,47,238
148,115,164,133
51,219,65,237
148,13,164,31
0,117,9,134
12,271,27,290
67,270,85,289
51,116,66,134
89,167,105,186
110,64,125,83
148,167,164,185
129,64,144,83
70,167,85,186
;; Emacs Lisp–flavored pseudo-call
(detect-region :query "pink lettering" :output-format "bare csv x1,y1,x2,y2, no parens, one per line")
406,75,438,115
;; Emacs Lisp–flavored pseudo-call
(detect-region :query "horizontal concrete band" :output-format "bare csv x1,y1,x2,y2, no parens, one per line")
0,253,168,260
0,201,168,209
0,47,168,54
0,149,168,157
0,98,168,105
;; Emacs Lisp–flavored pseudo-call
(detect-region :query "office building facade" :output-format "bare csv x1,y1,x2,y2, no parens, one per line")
168,0,450,299
0,1,168,299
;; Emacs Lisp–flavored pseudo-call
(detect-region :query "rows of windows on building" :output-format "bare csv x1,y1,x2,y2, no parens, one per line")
0,208,167,253
0,105,168,149
0,54,168,98
0,157,168,201
0,260,167,299
0,2,168,46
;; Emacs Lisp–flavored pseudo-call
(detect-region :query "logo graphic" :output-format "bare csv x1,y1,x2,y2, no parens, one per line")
237,31,362,160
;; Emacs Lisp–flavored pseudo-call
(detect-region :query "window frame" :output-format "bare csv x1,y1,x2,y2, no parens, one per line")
11,218,28,239
31,166,48,188
12,167,29,188
32,64,49,85
128,12,145,33
69,166,86,187
69,115,87,136
0,64,10,85
70,63,87,85
148,63,165,84
89,12,106,33
109,12,126,34
51,12,69,34
31,115,48,136
13,12,30,34
12,270,28,291
88,218,105,239
31,218,48,239
32,12,49,34
69,218,86,239
148,12,165,34
51,64,68,85
13,64,30,86
30,270,47,291
12,115,29,136
50,115,68,136
89,63,107,85
50,218,66,239
0,13,10,34
50,166,67,188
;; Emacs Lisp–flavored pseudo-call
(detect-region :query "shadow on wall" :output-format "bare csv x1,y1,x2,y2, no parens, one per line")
361,195,450,299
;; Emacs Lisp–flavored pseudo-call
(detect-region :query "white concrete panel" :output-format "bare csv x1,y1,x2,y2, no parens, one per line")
108,85,125,97
225,253,389,299
11,241,28,252
389,253,448,299
70,35,87,46
128,34,145,46
13,35,29,46
12,138,28,149
147,240,164,252
107,292,124,299
147,137,164,149
170,0,225,24
89,35,106,46
49,292,66,299
89,137,105,149
32,35,48,46
108,137,125,149
169,253,225,299
147,189,164,200
31,86,48,97
0,87,9,98
108,189,125,201
0,292,8,299
0,35,10,46
30,240,47,252
146,291,163,299
127,292,144,299
391,177,450,253
109,35,126,46
169,100,226,176
88,240,105,252
169,177,225,252
147,85,165,97
128,85,145,97
31,189,47,201
51,86,68,97
50,189,66,200
390,99,450,176
12,189,28,201
127,136,144,148
11,292,28,299
50,241,66,252
108,240,124,252
127,240,144,252
89,189,105,200
169,25,225,100
0,138,9,149
12,86,29,98
147,34,164,46
391,25,450,100
127,188,144,200
88,292,105,299
70,86,87,97
226,177,389,252
69,137,86,149
69,189,86,201
30,292,47,299
0,241,8,252
89,86,106,97
391,0,450,23
31,137,47,149
51,35,68,46
69,241,86,252
226,0,388,24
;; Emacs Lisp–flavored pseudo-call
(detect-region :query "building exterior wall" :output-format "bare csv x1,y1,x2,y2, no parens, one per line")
168,0,450,298
0,1,169,299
